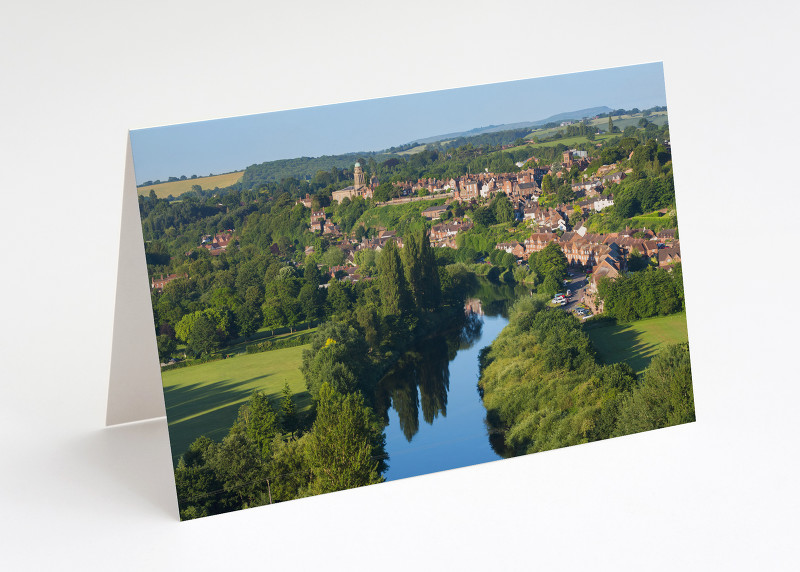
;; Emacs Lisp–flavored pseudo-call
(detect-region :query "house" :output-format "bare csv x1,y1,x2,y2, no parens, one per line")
151,273,187,291
585,258,622,314
600,171,625,185
430,220,472,241
422,204,448,220
657,228,677,242
497,241,525,258
524,232,558,255
572,179,603,195
657,246,681,267
513,182,540,198
593,195,615,211
201,231,233,255
456,180,480,201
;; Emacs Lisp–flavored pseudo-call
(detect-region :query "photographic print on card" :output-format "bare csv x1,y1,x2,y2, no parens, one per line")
131,62,694,520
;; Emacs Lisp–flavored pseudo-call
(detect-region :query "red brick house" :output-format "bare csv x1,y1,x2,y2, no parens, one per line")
151,273,188,291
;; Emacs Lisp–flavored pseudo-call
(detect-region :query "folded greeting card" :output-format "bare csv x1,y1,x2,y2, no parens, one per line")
111,61,695,520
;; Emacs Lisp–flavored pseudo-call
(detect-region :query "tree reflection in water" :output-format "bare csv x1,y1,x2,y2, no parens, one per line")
376,313,484,442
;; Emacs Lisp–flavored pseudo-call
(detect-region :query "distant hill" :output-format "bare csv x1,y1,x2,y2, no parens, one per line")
224,106,624,188
408,106,613,145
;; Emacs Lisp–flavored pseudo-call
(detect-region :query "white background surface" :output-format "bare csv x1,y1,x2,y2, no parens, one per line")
2,1,798,570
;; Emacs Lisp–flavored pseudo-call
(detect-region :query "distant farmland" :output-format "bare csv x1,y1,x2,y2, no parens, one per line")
137,171,244,198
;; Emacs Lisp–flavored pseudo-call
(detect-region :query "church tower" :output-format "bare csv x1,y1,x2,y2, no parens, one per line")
353,162,365,190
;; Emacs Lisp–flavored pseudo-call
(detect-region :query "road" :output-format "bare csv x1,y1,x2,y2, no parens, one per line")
560,271,592,318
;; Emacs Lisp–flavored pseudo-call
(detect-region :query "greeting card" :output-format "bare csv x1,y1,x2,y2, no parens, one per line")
109,62,695,520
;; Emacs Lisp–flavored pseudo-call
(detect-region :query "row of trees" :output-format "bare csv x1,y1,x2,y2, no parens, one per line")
596,264,685,321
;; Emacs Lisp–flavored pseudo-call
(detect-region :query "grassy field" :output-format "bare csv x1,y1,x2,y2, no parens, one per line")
585,311,689,374
161,344,311,465
514,133,615,150
398,144,429,155
138,171,244,198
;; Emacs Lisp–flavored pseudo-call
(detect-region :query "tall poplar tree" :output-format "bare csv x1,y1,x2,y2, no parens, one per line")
402,228,441,311
377,240,411,317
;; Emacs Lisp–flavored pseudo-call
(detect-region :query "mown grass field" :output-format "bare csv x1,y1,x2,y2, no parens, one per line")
137,171,244,198
585,311,689,374
161,344,311,465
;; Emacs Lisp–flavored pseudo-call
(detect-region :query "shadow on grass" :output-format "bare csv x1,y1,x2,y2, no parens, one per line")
587,322,658,375
163,378,313,466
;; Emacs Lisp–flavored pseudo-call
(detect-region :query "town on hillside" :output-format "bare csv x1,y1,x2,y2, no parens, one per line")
148,119,679,323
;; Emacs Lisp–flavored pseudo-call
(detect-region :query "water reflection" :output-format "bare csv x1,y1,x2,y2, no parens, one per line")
377,317,484,441
470,280,532,318
378,278,530,445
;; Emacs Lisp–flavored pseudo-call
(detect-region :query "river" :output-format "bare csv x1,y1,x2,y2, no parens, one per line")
380,279,528,481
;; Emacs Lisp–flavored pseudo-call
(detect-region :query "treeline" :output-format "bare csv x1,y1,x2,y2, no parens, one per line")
432,128,532,152
241,152,381,190
139,173,207,187
596,264,684,321
175,382,385,520
478,297,695,456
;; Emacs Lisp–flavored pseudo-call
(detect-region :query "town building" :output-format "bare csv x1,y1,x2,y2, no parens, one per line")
332,162,374,203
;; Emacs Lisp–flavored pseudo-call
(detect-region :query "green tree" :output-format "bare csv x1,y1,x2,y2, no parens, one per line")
401,228,441,311
542,274,560,297
492,194,514,223
233,391,281,458
187,313,219,357
614,343,695,436
377,240,412,317
156,334,176,361
304,383,385,495
325,279,353,317
541,174,554,192
471,206,496,227
279,382,298,436
235,286,262,339
174,436,224,520
301,321,371,397
205,432,269,509
528,242,568,284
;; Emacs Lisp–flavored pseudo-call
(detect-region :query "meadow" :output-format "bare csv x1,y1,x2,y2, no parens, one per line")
585,311,689,374
161,344,311,464
137,171,244,198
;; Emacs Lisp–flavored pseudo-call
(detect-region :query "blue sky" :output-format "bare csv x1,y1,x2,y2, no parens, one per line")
130,62,666,184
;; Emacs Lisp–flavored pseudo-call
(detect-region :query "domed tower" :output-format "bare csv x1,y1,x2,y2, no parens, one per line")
353,162,366,191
